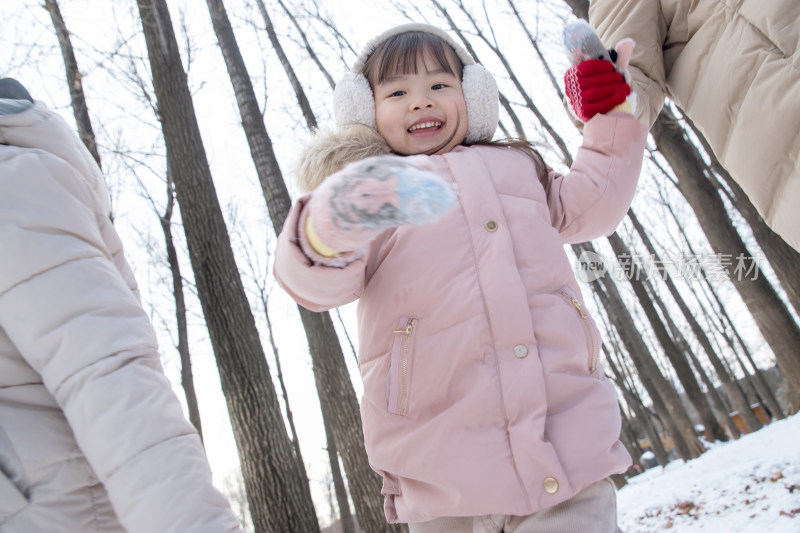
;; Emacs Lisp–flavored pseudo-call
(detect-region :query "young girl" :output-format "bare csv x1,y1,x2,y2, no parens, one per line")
274,23,647,532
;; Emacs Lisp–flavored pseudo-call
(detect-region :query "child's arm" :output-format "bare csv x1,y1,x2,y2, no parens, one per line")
274,154,455,311
546,21,648,243
545,112,648,243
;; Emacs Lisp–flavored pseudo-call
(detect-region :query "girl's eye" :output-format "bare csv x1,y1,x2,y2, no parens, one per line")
390,90,405,97
432,83,446,90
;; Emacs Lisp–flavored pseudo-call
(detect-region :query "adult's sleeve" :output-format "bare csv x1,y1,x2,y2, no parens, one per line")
589,0,669,128
0,151,243,533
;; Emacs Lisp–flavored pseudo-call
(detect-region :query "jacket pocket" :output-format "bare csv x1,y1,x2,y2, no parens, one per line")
557,287,601,375
380,472,401,523
0,470,28,523
387,317,418,416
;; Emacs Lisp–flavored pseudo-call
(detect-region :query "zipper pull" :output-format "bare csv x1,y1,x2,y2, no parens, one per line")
393,318,416,335
570,297,588,318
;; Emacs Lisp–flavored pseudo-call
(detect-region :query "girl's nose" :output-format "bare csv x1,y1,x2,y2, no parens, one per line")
410,94,434,111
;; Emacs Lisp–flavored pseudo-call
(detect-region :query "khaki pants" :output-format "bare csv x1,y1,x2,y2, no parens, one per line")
408,478,622,533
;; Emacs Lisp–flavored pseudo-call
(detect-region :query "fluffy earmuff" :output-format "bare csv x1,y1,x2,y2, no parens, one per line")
332,23,499,144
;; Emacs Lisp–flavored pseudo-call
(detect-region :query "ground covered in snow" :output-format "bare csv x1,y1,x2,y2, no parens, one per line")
617,412,800,532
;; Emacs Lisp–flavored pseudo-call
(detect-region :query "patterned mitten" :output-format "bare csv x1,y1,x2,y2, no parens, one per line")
562,21,634,122
305,154,456,263
0,78,34,116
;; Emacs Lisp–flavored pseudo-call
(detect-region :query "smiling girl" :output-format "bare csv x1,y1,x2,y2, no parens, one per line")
274,23,647,533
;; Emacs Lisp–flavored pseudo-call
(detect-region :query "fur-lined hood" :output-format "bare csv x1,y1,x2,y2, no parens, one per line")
293,124,390,193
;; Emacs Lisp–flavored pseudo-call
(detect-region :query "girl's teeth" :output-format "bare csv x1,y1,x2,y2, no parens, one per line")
410,122,441,131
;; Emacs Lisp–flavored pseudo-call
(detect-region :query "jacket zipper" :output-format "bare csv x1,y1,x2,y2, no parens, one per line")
392,318,416,415
558,290,597,373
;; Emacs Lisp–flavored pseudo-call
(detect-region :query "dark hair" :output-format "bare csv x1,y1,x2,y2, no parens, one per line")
360,32,462,87
361,31,548,183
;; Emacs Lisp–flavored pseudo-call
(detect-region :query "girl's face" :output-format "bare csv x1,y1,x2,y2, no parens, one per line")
372,49,468,156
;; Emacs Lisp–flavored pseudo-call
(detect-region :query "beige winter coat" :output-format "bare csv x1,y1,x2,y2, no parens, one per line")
590,0,800,252
0,102,242,532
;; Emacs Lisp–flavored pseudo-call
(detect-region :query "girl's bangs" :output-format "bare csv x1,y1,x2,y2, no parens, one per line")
365,33,461,86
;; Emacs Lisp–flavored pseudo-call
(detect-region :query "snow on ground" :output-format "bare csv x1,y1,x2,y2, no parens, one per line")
617,412,800,532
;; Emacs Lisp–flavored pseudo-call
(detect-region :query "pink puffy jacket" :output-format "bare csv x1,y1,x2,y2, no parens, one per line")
275,112,648,523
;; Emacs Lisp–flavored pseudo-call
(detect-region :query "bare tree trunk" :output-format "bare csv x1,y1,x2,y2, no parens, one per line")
682,115,800,316
44,0,102,168
262,290,308,479
562,0,590,20
579,241,705,461
663,200,787,420
626,209,756,436
651,109,800,414
203,1,394,530
274,0,336,90
253,0,317,128
161,169,203,440
603,345,670,467
506,0,565,102
324,414,356,533
606,233,729,442
137,1,319,531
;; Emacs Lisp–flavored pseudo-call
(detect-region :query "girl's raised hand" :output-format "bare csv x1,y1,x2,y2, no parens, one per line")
562,21,635,122
305,154,456,258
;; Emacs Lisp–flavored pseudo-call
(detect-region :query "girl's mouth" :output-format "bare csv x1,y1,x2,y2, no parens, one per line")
408,121,443,137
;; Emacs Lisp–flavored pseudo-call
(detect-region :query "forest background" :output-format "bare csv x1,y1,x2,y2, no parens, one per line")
1,0,799,531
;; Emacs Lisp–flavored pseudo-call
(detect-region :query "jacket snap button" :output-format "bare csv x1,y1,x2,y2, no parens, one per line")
543,476,559,494
513,344,528,358
484,220,498,232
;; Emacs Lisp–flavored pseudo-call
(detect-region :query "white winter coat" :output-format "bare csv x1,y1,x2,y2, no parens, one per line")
0,102,243,532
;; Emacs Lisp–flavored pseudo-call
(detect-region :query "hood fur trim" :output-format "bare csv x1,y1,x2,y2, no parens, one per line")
294,124,390,193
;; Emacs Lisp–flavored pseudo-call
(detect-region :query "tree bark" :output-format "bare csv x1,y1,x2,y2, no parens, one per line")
324,415,356,533
203,1,395,530
137,1,319,531
606,233,729,442
662,200,787,420
682,115,800,316
44,0,102,168
651,109,800,414
578,242,705,461
626,209,761,434
603,345,670,467
253,0,317,129
161,169,204,440
274,0,336,90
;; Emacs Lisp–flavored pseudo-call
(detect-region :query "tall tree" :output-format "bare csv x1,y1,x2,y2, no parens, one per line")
658,196,786,420
650,109,800,413
44,0,102,168
627,208,760,434
580,242,706,460
682,114,800,316
161,165,204,439
607,232,730,441
136,1,319,531
203,1,395,531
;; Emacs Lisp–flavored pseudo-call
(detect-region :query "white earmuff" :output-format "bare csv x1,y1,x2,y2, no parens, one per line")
332,23,499,144
333,72,376,131
461,64,499,143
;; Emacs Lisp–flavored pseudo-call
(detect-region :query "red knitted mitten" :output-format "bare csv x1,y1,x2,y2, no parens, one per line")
564,59,631,122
